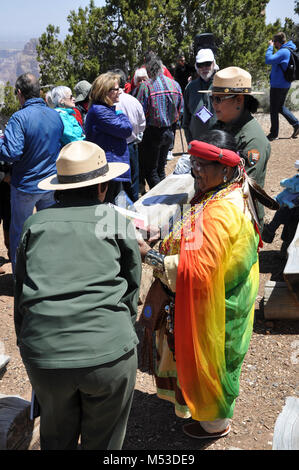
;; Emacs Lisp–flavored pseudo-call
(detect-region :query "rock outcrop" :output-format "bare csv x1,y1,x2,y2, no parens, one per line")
0,39,39,86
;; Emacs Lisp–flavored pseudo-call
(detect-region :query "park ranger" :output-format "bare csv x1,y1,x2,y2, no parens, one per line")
200,66,271,226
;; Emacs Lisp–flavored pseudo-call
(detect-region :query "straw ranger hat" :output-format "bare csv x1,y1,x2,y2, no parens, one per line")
199,66,263,94
38,141,129,190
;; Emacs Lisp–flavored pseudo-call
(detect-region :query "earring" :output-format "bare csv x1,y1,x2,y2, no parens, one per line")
223,174,227,183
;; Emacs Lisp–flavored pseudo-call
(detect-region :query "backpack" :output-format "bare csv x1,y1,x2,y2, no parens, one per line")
281,47,299,82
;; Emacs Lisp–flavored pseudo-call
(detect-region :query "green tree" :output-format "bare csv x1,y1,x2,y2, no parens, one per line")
104,0,206,71
64,1,114,83
197,0,270,81
104,0,273,81
37,0,277,86
283,17,299,47
0,82,19,117
36,24,70,86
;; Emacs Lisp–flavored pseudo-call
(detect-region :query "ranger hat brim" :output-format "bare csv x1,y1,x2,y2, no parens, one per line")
198,66,264,94
38,141,129,191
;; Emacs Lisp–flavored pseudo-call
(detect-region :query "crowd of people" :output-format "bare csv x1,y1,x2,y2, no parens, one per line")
0,34,298,450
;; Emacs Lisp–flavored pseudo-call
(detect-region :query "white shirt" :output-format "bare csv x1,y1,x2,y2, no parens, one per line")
116,89,146,144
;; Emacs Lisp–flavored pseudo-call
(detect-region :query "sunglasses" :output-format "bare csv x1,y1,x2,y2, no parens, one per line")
210,94,237,104
196,61,213,68
109,87,120,92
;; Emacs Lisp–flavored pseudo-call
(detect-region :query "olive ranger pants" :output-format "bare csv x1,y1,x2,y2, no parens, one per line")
24,349,137,450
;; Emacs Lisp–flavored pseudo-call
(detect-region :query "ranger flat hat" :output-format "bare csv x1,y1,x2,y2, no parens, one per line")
38,141,129,190
199,66,263,94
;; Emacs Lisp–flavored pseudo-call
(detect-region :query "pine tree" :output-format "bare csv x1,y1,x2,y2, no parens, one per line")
36,0,277,85
0,82,19,118
36,25,70,86
64,1,114,83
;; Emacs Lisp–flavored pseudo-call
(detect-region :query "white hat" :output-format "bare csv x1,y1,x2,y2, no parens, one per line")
195,48,215,64
38,141,129,190
195,48,219,74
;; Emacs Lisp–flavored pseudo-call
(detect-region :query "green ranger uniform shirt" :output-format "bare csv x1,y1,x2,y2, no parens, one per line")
214,110,271,224
14,201,142,369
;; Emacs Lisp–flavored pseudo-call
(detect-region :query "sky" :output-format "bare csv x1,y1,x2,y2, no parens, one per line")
0,0,298,48
0,0,105,46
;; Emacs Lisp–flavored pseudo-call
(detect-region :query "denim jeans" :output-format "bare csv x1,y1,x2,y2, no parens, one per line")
10,185,55,273
123,142,139,202
270,87,299,137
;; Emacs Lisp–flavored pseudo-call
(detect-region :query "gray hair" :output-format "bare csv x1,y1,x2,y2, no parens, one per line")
50,86,72,107
145,57,163,80
45,90,54,108
133,68,149,86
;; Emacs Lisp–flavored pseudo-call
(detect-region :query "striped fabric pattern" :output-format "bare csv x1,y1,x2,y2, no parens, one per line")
136,74,183,128
158,186,260,420
175,195,259,420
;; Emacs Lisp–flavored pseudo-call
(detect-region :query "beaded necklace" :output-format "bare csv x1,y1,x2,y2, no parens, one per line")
160,181,241,256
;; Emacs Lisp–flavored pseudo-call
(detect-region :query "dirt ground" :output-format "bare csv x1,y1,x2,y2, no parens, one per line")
0,112,298,451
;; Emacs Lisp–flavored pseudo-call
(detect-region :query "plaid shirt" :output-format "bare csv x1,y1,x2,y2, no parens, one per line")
136,74,183,128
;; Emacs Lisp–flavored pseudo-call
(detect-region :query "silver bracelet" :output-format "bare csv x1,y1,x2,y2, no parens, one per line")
144,249,165,272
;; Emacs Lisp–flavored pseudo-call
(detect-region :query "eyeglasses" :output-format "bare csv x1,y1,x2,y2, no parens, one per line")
65,94,74,100
190,157,217,170
210,94,237,104
109,87,120,92
196,61,213,68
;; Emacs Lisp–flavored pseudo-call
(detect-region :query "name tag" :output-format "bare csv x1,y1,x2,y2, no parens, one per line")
196,106,213,123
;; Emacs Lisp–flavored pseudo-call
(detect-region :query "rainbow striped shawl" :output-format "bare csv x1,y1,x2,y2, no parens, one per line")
160,183,260,420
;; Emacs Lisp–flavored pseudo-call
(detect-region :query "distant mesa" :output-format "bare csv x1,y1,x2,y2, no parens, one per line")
0,39,39,85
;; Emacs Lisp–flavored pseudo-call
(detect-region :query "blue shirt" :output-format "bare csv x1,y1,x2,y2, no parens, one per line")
0,98,63,193
85,103,132,182
265,40,297,88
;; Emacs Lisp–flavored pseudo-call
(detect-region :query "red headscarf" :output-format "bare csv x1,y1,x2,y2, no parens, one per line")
188,140,241,167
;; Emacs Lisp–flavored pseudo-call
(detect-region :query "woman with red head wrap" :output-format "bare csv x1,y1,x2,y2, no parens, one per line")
138,129,277,439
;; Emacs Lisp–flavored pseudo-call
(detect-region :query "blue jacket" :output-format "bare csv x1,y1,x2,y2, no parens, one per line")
55,107,85,146
265,40,297,88
0,98,63,193
85,103,132,181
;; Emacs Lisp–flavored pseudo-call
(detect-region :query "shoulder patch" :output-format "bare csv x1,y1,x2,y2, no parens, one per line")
248,149,260,166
